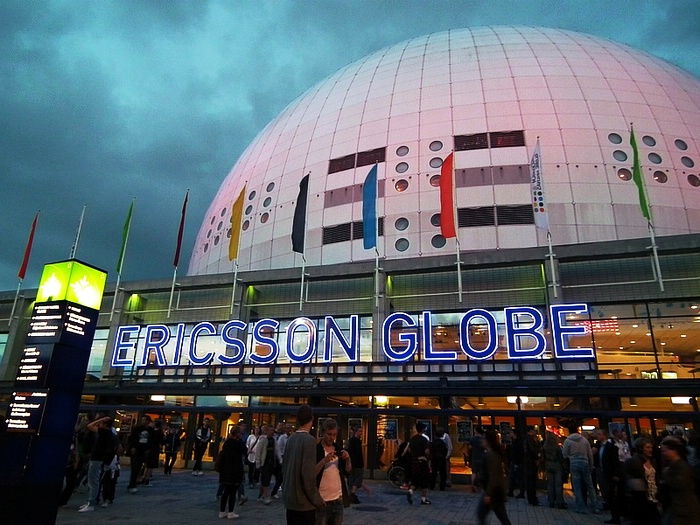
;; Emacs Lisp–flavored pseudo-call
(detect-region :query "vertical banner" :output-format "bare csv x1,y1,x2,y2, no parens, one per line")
439,152,456,238
362,165,378,250
529,139,549,230
291,174,310,254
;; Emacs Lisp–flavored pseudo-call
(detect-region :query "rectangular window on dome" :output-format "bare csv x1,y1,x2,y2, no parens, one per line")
328,154,356,174
489,131,526,148
458,207,495,227
352,218,384,240
322,223,353,244
454,133,488,151
356,147,386,167
496,204,534,225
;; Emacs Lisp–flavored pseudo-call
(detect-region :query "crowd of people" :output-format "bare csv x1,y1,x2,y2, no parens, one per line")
62,410,700,525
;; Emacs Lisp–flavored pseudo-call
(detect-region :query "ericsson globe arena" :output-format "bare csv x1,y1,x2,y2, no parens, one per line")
188,26,700,277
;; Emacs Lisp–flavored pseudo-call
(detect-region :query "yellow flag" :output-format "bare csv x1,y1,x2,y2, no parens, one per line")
228,186,246,261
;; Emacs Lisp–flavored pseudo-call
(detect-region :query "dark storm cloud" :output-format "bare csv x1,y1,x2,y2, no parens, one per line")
1,0,699,291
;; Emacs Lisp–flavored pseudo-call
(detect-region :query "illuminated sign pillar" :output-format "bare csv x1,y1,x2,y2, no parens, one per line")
0,260,106,525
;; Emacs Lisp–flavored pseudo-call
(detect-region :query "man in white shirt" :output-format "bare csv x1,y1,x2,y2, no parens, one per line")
315,419,352,524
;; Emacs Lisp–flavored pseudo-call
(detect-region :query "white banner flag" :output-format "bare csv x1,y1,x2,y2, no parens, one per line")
529,140,549,230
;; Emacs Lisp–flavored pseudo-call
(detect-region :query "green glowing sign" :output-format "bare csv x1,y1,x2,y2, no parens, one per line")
36,260,107,310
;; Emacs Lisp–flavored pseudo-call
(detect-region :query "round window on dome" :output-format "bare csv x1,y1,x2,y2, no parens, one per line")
248,190,256,201
617,168,632,181
429,174,440,187
431,235,446,249
642,135,656,147
260,212,269,224
266,182,275,192
242,220,250,231
207,229,212,238
653,171,668,183
396,162,409,173
429,157,443,169
226,229,231,238
688,174,700,187
396,146,409,157
429,141,443,152
245,205,253,215
214,236,220,246
612,150,628,162
210,216,215,225
675,139,688,151
431,214,442,227
220,208,227,217
204,243,209,253
648,153,662,164
395,238,409,252
263,197,272,207
608,133,623,144
217,221,223,231
681,156,695,168
395,217,409,231
395,179,409,192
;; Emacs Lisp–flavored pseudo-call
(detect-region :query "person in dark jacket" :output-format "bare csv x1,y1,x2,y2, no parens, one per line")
163,424,183,475
659,436,700,525
476,429,512,525
217,425,247,519
624,436,660,525
524,426,542,506
602,427,630,524
507,429,525,498
127,415,154,493
543,432,567,509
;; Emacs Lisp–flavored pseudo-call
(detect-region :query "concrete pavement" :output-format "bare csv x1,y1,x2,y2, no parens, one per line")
56,468,611,525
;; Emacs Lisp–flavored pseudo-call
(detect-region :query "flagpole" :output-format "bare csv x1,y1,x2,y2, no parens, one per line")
9,281,22,328
546,231,558,298
450,151,463,303
373,164,380,308
230,259,239,316
648,221,664,292
168,191,189,318
167,267,177,318
69,204,87,259
110,199,135,321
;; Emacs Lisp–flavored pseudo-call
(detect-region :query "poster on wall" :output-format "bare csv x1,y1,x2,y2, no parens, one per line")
457,420,473,443
384,419,398,440
608,421,633,438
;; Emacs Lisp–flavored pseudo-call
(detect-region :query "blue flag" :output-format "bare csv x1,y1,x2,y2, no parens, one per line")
362,165,378,249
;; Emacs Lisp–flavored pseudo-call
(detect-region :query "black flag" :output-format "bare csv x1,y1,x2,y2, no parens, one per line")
291,174,310,253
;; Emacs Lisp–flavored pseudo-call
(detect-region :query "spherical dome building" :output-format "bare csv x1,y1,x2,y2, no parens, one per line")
188,26,700,277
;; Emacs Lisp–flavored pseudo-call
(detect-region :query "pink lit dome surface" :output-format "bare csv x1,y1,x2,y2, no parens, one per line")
188,26,700,277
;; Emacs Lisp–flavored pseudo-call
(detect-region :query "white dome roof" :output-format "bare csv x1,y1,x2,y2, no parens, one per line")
188,26,700,277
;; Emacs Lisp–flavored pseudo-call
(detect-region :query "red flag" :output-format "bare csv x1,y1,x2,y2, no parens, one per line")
439,152,456,238
173,191,189,267
18,212,39,280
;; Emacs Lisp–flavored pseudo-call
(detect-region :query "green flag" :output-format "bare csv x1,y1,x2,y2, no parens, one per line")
117,199,134,275
630,127,651,221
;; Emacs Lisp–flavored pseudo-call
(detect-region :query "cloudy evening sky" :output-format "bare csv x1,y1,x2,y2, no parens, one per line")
1,0,699,292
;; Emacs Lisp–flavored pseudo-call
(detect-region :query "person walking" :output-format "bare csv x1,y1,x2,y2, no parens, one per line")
563,424,598,514
314,418,352,524
246,425,261,488
476,429,512,525
347,424,370,503
163,424,183,475
624,436,660,525
524,426,542,506
127,415,154,494
429,428,448,491
404,421,431,505
192,418,212,476
78,415,120,512
602,426,631,523
255,424,278,504
217,425,247,519
282,405,325,525
542,431,567,509
469,426,486,493
658,436,700,525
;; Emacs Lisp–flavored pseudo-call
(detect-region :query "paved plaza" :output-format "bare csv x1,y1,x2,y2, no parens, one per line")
56,467,610,525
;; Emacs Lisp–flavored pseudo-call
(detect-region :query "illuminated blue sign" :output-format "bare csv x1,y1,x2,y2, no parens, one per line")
110,304,594,368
